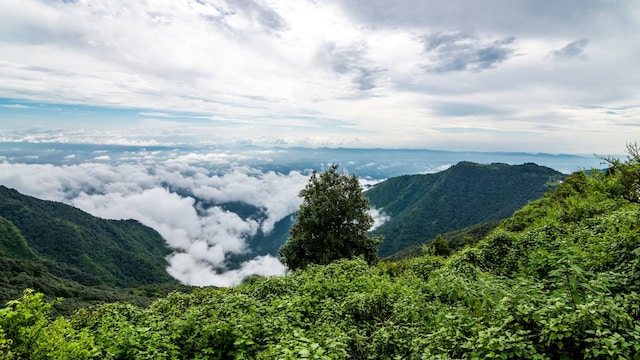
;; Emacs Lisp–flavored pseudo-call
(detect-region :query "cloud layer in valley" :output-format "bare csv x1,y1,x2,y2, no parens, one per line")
0,0,638,153
0,156,312,286
0,148,396,286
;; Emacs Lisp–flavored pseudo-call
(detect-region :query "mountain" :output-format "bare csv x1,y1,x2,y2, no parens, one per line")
0,185,186,312
367,161,564,257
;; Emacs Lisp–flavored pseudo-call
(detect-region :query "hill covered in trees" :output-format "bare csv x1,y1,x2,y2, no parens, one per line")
367,161,564,257
1,149,639,358
0,186,187,313
383,219,501,261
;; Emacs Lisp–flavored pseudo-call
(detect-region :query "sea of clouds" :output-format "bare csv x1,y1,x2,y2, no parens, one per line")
0,150,392,286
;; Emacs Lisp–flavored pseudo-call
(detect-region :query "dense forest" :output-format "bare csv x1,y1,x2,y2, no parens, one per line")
367,162,564,257
1,149,639,359
383,220,500,262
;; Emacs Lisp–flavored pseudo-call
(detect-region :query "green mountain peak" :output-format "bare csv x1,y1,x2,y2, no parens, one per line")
368,162,564,257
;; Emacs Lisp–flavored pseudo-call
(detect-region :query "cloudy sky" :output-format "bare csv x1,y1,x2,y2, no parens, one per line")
1,0,638,153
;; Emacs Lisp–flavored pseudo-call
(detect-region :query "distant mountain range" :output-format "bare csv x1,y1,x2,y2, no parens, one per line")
0,185,186,313
0,141,602,176
366,162,565,257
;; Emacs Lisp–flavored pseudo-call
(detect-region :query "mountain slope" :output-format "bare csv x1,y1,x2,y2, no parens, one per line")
0,185,189,313
0,185,176,287
0,216,37,260
382,219,500,262
367,162,564,256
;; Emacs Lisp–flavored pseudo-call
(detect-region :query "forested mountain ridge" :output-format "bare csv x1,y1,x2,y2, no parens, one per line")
0,185,174,287
1,150,640,358
367,161,564,256
0,185,184,312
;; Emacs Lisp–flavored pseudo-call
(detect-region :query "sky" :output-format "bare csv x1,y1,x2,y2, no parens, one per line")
0,0,638,153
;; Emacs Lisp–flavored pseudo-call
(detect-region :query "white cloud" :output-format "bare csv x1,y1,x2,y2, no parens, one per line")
167,253,286,287
72,188,202,251
0,158,309,286
368,207,390,231
0,104,29,108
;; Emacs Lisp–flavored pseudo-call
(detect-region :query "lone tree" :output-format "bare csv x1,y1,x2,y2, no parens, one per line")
279,164,380,270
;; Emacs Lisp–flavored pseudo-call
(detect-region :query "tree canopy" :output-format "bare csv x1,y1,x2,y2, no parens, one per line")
279,164,380,270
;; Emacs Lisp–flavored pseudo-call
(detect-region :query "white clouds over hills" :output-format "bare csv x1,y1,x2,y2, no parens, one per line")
0,142,611,285
0,157,310,286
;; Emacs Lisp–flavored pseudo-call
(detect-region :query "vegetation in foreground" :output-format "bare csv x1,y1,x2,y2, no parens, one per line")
1,146,640,359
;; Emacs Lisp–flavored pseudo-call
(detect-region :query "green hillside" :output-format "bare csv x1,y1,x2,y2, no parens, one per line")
0,216,36,260
0,185,174,287
0,185,186,313
2,150,639,359
383,219,500,262
368,161,564,257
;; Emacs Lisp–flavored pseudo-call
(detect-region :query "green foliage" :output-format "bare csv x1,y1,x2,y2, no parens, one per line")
368,161,564,257
0,289,98,359
429,235,451,257
280,164,380,269
598,142,640,203
0,250,190,316
2,149,640,358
